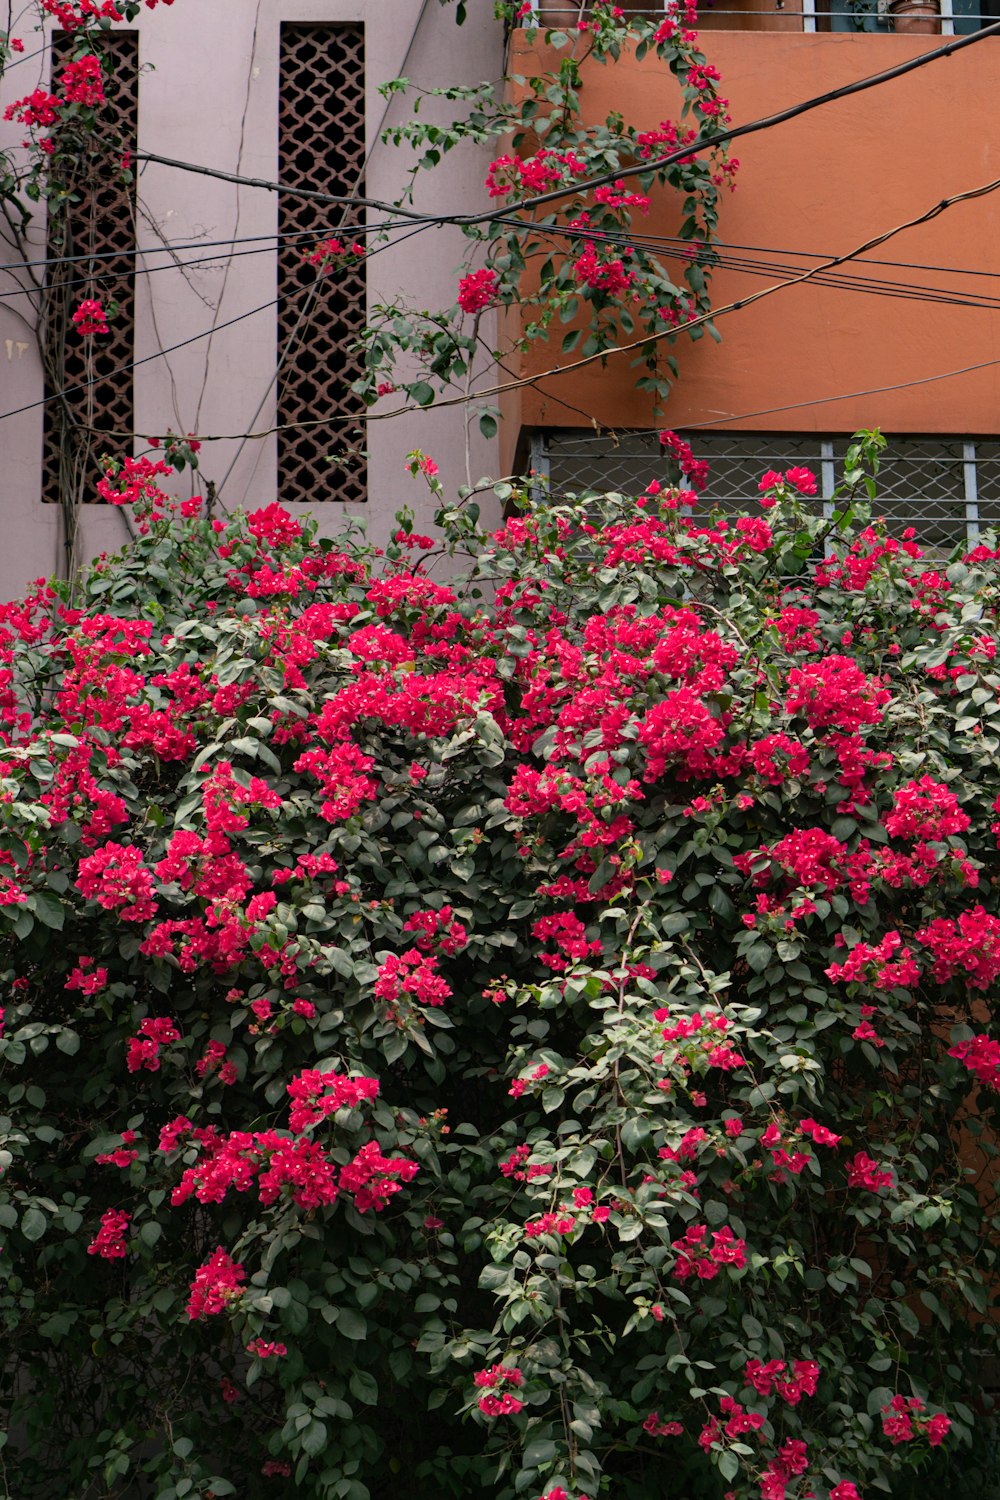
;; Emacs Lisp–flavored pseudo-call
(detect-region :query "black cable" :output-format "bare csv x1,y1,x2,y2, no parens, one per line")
0,218,414,280
0,208,430,308
641,352,1000,432
0,205,429,430
472,18,1000,219
132,19,1000,235
0,235,346,304
490,215,1000,314
491,215,1000,289
8,19,1000,441
0,276,315,427
6,194,1000,436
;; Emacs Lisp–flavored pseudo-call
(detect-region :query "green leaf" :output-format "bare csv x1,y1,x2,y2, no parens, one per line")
522,1439,558,1469
349,1368,378,1405
21,1207,46,1242
299,1419,328,1458
55,1029,80,1057
747,942,772,973
30,892,64,931
336,1308,367,1341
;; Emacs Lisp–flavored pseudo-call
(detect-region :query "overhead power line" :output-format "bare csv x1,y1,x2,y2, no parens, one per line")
5,16,1000,453
0,233,369,305
67,347,1000,448
0,219,413,281
3,163,1000,439
132,19,1000,233
0,206,429,430
407,166,1000,417
678,352,1000,430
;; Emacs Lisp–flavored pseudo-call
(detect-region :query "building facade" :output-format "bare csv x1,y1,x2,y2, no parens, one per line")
2,3,1000,601
501,9,1000,545
0,0,501,600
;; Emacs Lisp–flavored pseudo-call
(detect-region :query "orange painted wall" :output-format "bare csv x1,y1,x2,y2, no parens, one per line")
500,31,1000,470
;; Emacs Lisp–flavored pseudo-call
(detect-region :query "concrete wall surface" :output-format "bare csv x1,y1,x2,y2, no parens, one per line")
0,1,503,602
501,29,1000,468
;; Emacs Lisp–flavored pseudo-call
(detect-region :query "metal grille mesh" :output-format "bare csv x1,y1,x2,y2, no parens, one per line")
545,431,824,514
974,442,1000,531
830,436,969,549
544,430,993,547
42,32,138,504
277,23,367,505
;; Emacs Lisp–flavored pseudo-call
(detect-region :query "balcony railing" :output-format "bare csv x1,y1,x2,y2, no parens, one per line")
533,430,1000,549
517,1,999,34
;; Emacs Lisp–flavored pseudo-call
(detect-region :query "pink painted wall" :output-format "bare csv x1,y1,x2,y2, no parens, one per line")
0,1,503,601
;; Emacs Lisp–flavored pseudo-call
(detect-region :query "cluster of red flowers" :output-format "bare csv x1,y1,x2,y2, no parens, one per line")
659,430,710,492
77,842,157,923
643,1411,683,1438
125,1016,179,1073
457,267,499,314
846,1152,894,1193
698,1394,764,1450
825,930,920,991
671,1223,747,1280
760,1439,809,1500
87,1207,130,1258
402,904,468,955
880,1394,950,1447
186,1247,245,1320
485,147,588,198
474,1363,524,1417
61,54,105,106
572,242,636,297
305,237,365,270
286,1068,380,1132
915,905,1000,989
948,1033,1000,1091
71,297,109,336
374,949,452,1010
744,1356,820,1405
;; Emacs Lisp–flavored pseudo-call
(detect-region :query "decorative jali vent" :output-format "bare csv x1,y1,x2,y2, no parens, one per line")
42,31,138,505
539,430,1000,548
278,23,367,505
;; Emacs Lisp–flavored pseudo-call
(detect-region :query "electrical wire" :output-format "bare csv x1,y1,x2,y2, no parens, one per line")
665,352,1000,431
490,214,1000,293
130,19,1000,234
0,232,372,304
3,210,1000,325
6,14,1000,450
4,163,1000,437
68,346,1000,447
0,218,416,280
0,203,432,430
395,166,1000,419
476,212,1000,315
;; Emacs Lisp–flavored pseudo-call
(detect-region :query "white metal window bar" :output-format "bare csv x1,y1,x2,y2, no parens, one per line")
535,429,1000,546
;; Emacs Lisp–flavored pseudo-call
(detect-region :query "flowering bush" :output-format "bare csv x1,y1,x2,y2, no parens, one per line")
2,439,1000,1498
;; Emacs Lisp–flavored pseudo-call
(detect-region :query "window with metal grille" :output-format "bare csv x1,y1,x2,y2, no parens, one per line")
538,429,1000,547
277,23,367,505
42,31,138,506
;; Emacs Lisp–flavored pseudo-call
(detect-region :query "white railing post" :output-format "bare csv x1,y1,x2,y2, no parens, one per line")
964,439,980,543
821,439,836,517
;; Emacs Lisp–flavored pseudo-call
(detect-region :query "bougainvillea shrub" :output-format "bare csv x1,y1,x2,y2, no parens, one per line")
2,444,1000,1499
